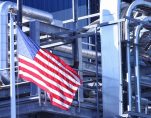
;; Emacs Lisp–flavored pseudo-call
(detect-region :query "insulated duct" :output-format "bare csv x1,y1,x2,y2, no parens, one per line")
0,1,53,84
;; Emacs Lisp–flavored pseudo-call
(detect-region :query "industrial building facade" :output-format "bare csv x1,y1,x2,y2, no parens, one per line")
1,0,151,118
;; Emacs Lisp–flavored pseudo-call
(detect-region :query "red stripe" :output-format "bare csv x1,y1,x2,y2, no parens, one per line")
39,50,80,80
51,100,69,111
19,74,70,110
47,94,69,110
19,74,51,95
19,58,78,93
43,49,78,76
19,65,74,99
36,50,80,83
51,92,73,106
19,73,72,106
34,54,80,87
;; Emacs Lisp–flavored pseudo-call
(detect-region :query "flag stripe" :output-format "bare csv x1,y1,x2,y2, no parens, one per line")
19,74,72,109
19,59,77,95
35,53,80,86
47,94,70,110
39,49,81,83
19,55,78,90
41,49,78,76
18,27,82,110
19,58,76,94
19,69,73,106
19,63,75,97
39,50,80,82
35,52,80,86
52,98,70,110
19,70,73,103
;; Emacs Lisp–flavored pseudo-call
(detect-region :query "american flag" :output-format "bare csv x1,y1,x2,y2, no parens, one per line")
17,27,82,110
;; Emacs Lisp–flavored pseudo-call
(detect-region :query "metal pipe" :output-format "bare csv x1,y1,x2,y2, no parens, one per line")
17,0,22,28
87,0,92,51
134,17,151,113
0,1,53,84
134,24,142,113
21,5,53,23
125,12,132,112
125,0,151,111
72,0,82,112
0,1,11,84
72,0,78,28
95,27,99,118
72,0,79,67
10,13,16,118
0,1,53,23
54,45,101,59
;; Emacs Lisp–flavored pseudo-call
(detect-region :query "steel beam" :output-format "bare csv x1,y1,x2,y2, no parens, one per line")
39,22,69,35
29,20,40,97
0,96,97,118
100,0,123,117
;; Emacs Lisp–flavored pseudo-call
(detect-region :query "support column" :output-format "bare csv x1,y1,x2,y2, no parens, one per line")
72,0,83,103
30,21,40,44
78,38,83,103
100,0,123,117
29,20,40,96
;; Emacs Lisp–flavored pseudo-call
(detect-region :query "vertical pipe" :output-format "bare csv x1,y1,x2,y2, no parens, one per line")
135,25,142,113
95,27,99,118
72,0,78,29
10,13,16,118
38,87,41,106
145,104,148,114
17,0,22,28
125,0,151,112
72,0,78,67
87,0,92,50
87,0,91,24
72,0,84,110
125,18,132,111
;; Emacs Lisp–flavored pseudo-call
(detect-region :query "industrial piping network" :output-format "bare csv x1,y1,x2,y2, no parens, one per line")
3,0,151,117
125,0,151,113
0,1,101,85
0,1,101,118
132,17,151,113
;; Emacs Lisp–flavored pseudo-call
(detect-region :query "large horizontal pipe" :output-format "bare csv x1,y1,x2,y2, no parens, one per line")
7,46,101,60
0,1,53,23
54,45,101,59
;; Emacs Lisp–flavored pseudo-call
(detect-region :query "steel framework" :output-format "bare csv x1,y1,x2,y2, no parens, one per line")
2,0,151,118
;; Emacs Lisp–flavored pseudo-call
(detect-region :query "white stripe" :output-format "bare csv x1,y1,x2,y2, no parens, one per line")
19,70,72,103
39,49,80,83
19,55,78,91
19,62,74,96
36,53,80,85
52,98,70,109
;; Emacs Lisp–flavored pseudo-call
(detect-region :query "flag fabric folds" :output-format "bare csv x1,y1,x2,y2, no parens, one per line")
17,27,82,110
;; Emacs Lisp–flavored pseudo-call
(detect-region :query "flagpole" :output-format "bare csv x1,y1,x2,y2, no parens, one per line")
10,12,16,118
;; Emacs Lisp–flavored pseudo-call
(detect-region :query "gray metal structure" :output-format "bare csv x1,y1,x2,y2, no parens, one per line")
3,0,151,118
0,0,101,118
100,0,123,117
